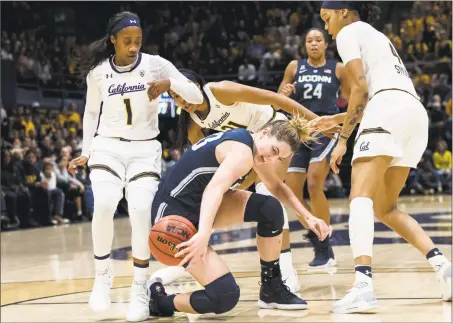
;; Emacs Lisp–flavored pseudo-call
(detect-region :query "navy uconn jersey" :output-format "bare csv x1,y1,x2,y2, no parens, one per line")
292,59,340,116
155,129,254,216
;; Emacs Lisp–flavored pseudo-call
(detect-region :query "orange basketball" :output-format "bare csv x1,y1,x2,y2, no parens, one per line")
149,215,197,266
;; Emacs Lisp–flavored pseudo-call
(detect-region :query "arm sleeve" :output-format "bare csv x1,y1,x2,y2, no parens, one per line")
81,71,102,158
157,57,203,104
335,26,362,65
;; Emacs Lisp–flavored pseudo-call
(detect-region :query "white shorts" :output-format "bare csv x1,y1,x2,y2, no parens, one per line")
352,90,428,168
88,136,162,183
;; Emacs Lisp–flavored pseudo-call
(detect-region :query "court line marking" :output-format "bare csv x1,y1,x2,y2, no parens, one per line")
5,297,443,307
0,266,438,285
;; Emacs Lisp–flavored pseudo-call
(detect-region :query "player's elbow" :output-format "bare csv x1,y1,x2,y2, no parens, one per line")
351,85,369,102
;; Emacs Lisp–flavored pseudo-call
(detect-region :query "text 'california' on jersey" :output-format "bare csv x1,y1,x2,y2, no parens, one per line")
156,129,254,214
335,21,418,99
189,83,277,133
292,59,341,116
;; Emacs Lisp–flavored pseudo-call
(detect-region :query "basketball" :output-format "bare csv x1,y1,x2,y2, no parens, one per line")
149,215,197,266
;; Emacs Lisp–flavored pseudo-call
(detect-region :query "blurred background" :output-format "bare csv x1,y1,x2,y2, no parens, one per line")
1,1,451,231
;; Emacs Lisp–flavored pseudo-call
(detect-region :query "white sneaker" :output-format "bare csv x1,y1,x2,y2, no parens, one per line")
126,281,150,322
436,261,452,301
282,268,300,293
150,266,188,285
332,281,379,314
89,266,113,312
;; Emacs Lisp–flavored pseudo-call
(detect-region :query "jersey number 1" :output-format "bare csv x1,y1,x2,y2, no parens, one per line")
123,98,132,125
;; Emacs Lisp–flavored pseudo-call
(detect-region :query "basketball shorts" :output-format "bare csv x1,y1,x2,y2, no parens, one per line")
88,135,162,183
288,134,338,173
151,193,201,229
352,90,428,168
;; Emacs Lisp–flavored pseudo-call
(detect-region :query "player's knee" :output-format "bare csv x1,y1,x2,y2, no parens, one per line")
190,273,240,314
306,175,324,196
244,193,284,237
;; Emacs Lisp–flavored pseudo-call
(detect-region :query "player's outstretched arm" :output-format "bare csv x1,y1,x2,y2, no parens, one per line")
81,71,102,159
198,142,253,236
253,162,329,240
211,81,319,121
158,57,203,104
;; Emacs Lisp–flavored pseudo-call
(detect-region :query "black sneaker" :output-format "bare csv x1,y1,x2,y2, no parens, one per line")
258,275,307,310
306,230,336,268
148,279,175,317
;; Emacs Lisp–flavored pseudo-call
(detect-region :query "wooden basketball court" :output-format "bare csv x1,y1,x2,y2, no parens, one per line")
1,195,451,322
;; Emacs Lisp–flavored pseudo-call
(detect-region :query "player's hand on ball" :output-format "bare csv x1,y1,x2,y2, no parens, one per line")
175,232,210,267
306,217,330,241
330,141,347,174
68,156,88,175
147,79,171,101
280,81,297,97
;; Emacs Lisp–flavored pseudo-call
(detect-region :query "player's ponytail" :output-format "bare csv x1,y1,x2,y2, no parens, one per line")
349,1,381,25
72,11,140,83
176,69,209,153
265,117,319,152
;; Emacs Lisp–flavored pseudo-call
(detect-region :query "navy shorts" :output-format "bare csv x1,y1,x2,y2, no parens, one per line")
151,192,201,229
288,135,338,173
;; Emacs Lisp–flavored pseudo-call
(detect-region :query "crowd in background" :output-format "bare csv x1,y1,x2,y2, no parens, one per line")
1,1,451,230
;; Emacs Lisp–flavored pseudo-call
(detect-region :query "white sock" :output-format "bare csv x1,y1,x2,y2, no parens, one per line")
95,256,111,274
280,248,294,275
133,265,149,283
349,197,375,259
354,270,373,286
428,255,450,271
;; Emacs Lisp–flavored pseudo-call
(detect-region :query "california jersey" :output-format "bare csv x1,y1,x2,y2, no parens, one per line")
189,83,277,133
292,59,340,116
86,53,162,141
336,21,418,99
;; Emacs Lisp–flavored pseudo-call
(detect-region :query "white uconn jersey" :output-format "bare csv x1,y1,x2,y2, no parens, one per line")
189,83,277,133
336,21,418,99
89,53,160,140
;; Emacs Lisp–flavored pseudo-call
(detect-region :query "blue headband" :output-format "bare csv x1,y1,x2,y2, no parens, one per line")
321,1,350,10
109,16,141,35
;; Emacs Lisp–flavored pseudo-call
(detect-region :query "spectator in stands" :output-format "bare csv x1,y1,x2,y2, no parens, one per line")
55,155,84,219
21,113,35,137
432,139,452,193
238,58,257,86
1,149,32,228
41,161,68,224
21,149,52,225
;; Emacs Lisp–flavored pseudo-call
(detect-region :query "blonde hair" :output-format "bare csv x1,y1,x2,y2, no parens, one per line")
265,116,320,152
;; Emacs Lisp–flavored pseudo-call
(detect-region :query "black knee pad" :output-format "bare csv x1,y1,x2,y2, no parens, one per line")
244,193,284,237
189,273,240,314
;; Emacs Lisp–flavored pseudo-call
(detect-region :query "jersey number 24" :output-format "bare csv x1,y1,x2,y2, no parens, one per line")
303,83,322,99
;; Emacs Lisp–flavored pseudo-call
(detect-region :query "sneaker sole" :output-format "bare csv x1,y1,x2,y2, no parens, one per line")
308,258,337,269
442,278,452,301
332,300,379,314
257,300,308,310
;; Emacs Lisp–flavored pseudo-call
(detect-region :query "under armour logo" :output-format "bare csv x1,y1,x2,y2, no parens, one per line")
365,270,371,276
435,251,439,255
106,73,113,79
359,142,370,152
130,19,137,23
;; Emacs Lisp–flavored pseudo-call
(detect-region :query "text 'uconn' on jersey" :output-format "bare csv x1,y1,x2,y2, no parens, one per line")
292,59,340,116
